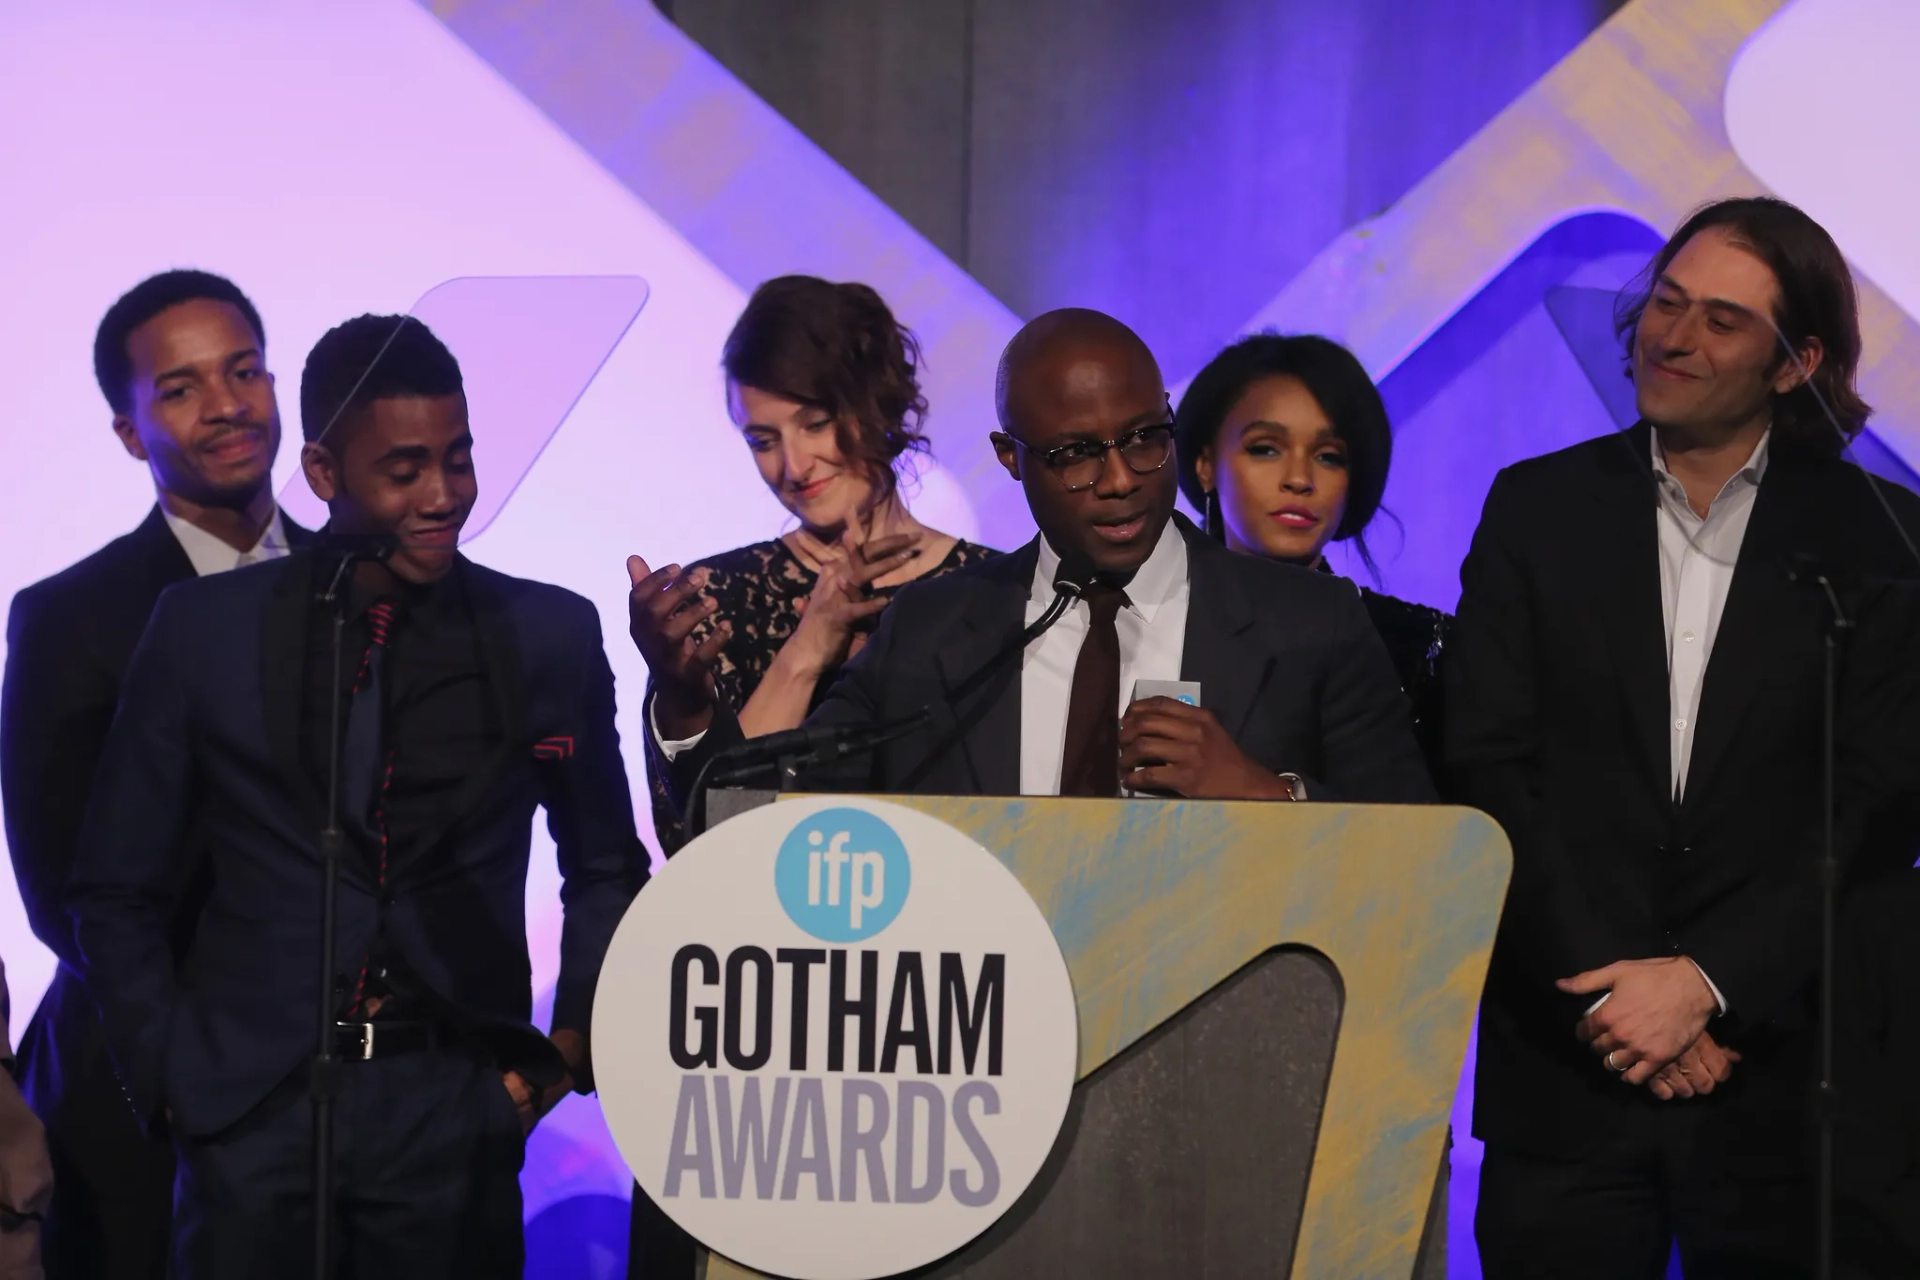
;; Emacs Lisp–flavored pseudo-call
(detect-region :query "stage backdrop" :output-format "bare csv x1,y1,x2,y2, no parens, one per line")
4,2,1920,1278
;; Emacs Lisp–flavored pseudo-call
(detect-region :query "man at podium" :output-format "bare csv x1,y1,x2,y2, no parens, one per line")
633,307,1433,809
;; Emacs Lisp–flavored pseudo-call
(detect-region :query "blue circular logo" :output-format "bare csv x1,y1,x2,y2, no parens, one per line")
774,808,911,943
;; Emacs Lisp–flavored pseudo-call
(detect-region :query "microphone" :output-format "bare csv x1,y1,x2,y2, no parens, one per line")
313,532,399,605
689,546,1101,829
943,549,1095,708
706,710,932,783
895,548,1100,789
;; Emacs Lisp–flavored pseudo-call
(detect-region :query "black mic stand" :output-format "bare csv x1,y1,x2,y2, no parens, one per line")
686,709,932,838
1802,564,1851,1280
309,539,393,1280
682,556,1093,838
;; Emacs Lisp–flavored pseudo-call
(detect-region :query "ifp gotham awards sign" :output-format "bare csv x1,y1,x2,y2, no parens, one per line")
594,798,1079,1279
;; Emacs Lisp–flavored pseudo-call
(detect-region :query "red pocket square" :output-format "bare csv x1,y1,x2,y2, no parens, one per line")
533,736,575,761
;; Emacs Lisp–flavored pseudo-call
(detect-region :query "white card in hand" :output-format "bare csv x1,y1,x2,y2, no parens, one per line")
1131,679,1202,708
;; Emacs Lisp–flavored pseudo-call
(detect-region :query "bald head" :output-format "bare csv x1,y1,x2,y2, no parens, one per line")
989,308,1176,576
995,309,1164,439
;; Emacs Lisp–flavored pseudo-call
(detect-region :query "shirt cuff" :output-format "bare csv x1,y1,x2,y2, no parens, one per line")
649,698,707,761
1687,958,1729,1016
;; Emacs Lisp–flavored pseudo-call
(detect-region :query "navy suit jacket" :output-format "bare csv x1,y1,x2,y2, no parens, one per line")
69,551,648,1136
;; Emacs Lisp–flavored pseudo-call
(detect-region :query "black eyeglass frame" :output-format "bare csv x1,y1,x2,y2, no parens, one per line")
993,408,1177,493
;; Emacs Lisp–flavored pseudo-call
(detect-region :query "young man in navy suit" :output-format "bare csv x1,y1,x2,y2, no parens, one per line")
69,314,649,1278
3,269,311,1278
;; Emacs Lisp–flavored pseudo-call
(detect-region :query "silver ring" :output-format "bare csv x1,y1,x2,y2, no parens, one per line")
1605,1050,1625,1073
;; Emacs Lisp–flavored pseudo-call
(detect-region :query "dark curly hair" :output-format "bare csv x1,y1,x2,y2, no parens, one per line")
1615,196,1870,453
1174,332,1393,571
94,269,266,415
723,276,931,508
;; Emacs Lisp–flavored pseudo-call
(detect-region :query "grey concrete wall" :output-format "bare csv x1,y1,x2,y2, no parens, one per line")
658,0,1626,381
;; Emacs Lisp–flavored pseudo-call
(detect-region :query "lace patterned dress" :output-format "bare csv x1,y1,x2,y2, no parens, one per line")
645,536,998,853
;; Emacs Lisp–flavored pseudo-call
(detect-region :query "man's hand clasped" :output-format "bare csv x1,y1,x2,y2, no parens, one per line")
1559,955,1734,1099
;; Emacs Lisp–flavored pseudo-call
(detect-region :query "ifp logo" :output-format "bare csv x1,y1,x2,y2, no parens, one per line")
773,808,911,942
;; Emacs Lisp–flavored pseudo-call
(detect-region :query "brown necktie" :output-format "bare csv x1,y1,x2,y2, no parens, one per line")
1059,582,1129,796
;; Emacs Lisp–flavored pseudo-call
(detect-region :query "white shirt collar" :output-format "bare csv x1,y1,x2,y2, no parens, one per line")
1031,518,1189,621
163,506,292,577
1650,426,1771,509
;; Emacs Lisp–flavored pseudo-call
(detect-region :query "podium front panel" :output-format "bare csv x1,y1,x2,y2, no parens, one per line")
687,797,1507,1280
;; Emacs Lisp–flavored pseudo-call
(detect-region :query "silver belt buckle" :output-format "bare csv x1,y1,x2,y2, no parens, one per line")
343,1021,374,1061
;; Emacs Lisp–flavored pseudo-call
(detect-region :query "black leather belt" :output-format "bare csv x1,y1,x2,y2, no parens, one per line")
332,1020,442,1062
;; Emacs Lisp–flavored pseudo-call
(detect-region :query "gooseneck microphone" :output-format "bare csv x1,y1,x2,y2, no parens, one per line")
313,532,400,605
942,549,1095,710
894,549,1098,791
687,549,1101,833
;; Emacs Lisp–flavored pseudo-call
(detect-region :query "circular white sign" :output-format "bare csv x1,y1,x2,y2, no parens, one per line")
594,797,1079,1280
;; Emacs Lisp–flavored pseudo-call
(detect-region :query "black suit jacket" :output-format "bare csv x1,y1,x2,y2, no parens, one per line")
1834,869,1920,1274
1,507,311,1129
1448,426,1920,1161
68,552,649,1136
663,515,1434,806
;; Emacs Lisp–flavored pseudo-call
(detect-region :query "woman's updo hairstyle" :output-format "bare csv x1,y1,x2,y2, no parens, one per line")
722,276,931,508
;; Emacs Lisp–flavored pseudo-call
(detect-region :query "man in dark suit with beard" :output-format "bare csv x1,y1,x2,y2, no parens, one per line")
2,269,311,1277
68,313,648,1277
1449,197,1920,1278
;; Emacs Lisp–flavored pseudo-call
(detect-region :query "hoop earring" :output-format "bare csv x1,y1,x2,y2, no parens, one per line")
1204,489,1226,542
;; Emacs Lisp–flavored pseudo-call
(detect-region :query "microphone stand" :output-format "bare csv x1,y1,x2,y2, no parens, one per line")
687,709,932,838
310,540,393,1280
1806,566,1851,1280
683,561,1092,838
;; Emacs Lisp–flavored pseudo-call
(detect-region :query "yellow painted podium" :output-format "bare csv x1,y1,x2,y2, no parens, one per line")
680,795,1508,1280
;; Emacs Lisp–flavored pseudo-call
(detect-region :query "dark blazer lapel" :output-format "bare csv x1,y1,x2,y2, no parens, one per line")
926,540,1034,795
261,553,324,836
133,504,196,587
1587,427,1674,799
1176,518,1271,740
1680,454,1801,813
402,558,526,870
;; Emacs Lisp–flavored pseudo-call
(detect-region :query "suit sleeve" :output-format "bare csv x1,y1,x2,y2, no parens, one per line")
544,602,651,1067
1309,585,1437,803
1,588,117,968
1446,469,1638,991
67,589,197,1121
1674,574,1920,1024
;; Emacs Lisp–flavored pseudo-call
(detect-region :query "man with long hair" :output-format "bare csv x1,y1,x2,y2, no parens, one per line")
1449,197,1920,1276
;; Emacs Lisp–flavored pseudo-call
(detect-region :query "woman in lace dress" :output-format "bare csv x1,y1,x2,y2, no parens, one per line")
1173,332,1450,778
642,276,995,852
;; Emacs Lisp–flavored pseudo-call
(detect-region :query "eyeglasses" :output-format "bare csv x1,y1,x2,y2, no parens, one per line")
997,422,1176,492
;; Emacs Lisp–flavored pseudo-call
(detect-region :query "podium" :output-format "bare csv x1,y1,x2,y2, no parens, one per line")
652,790,1509,1280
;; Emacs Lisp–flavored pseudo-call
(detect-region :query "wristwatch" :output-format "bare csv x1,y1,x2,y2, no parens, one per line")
1276,772,1308,802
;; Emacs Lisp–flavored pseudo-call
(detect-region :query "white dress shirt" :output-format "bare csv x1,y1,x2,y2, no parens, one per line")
1647,427,1768,1016
1652,429,1768,799
163,507,292,577
1022,528,1190,796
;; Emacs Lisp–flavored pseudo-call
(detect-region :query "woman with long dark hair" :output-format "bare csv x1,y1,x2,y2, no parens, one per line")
1173,332,1448,769
640,275,994,852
